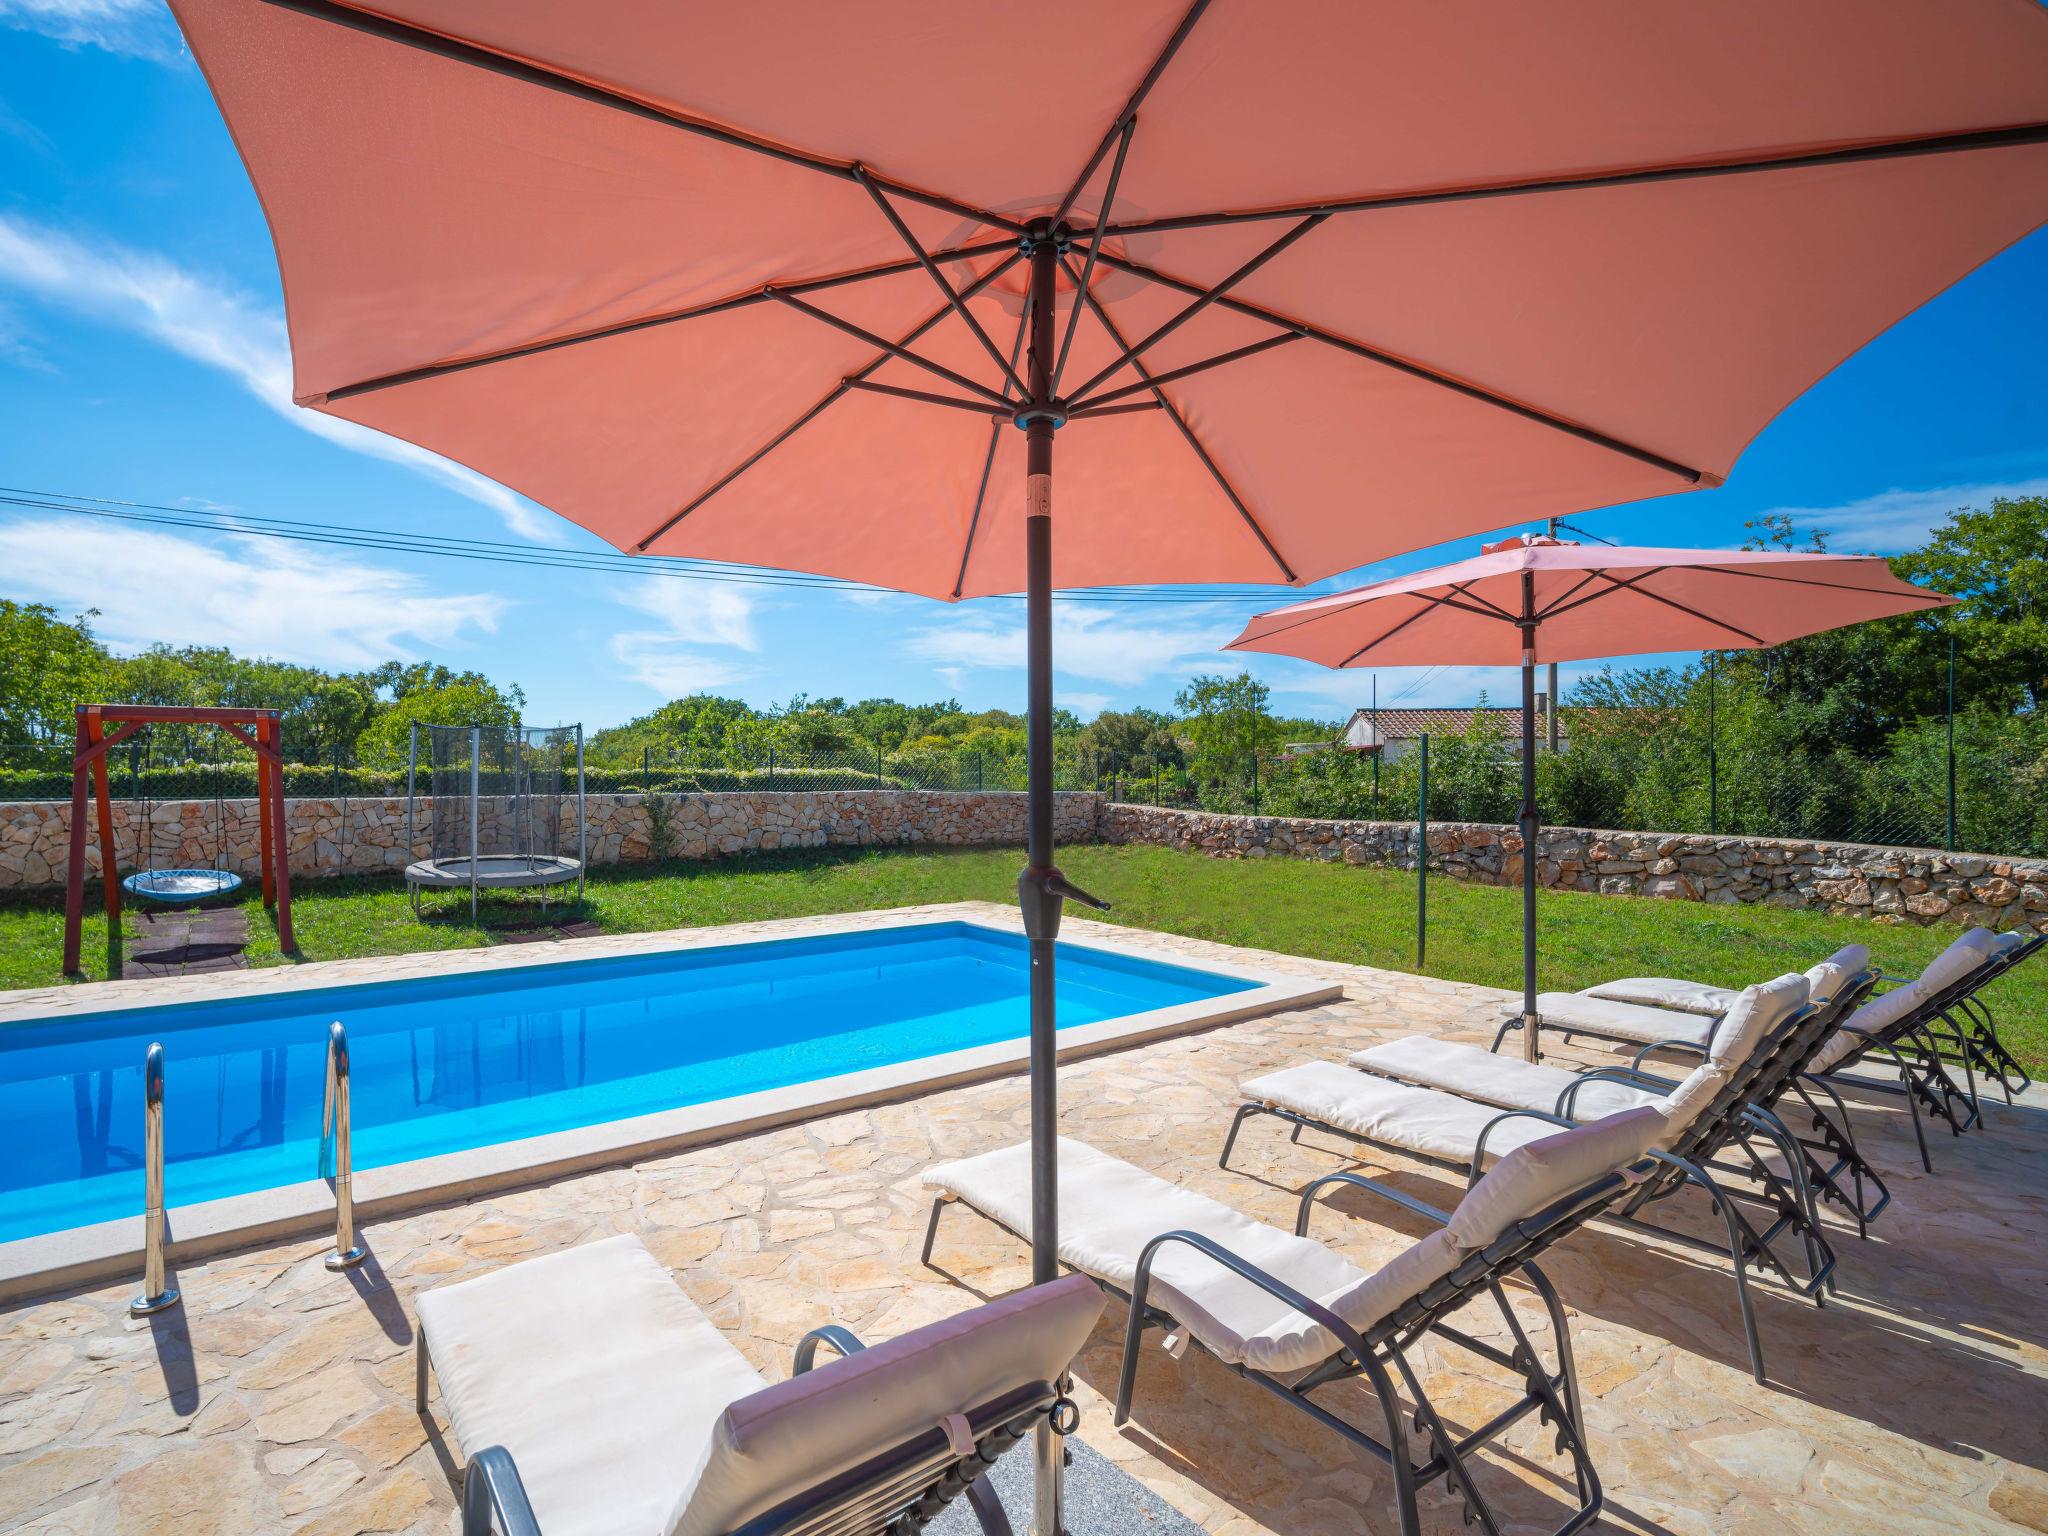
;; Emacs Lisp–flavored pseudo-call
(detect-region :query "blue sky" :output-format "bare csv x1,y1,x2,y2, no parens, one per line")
3,6,2045,733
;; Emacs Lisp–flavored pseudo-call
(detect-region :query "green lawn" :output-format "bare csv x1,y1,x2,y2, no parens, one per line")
4,843,2039,1070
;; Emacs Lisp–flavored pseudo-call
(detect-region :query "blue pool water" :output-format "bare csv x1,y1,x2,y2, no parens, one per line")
0,922,1254,1242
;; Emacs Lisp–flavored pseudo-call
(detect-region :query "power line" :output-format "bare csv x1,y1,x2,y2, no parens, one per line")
0,485,1325,606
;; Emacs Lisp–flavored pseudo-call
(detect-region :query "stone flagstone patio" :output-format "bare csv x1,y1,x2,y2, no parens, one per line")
2,901,2045,1535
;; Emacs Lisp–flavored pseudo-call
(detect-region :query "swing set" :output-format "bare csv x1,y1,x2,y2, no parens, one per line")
62,704,296,975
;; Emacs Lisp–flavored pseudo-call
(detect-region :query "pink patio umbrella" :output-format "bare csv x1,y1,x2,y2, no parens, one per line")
169,3,2044,1522
1227,535,1955,1059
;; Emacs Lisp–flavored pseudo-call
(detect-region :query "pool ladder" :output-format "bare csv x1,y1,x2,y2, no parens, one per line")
129,1042,180,1317
322,1020,368,1271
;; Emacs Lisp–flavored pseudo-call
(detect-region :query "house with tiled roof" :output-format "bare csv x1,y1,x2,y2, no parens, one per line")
1324,699,1561,761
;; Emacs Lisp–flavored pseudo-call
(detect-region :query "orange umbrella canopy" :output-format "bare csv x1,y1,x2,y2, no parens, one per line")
173,1,2048,596
1226,536,1957,668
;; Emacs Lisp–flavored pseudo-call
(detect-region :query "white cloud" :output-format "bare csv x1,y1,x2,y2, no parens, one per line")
0,215,564,541
0,516,503,667
934,666,965,694
1060,692,1112,719
1747,477,2048,555
0,0,181,61
605,575,761,697
904,601,1240,689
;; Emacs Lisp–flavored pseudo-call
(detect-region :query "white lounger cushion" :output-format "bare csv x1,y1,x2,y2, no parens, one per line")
1807,928,2000,1073
670,1273,1104,1536
1355,970,1810,1127
1587,945,1871,1018
1535,945,1859,1048
1531,991,1718,1048
925,1136,1430,1375
1259,972,1805,1164
1582,977,1735,1015
1351,1037,1661,1120
419,1234,766,1536
924,1119,1660,1377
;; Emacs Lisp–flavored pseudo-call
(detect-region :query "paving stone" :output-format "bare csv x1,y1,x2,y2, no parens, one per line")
3,902,2043,1536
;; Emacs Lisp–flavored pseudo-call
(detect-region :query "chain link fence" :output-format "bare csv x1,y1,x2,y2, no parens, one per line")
1146,722,2047,860
9,717,2043,859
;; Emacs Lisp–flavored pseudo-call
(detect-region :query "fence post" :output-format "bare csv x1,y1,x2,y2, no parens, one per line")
1250,750,1259,813
1416,734,1429,971
1946,633,1957,852
977,752,984,792
1706,655,1717,835
1154,758,1160,806
768,745,775,790
642,745,649,794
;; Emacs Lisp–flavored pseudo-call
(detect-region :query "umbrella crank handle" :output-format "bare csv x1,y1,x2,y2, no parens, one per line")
1018,865,1111,939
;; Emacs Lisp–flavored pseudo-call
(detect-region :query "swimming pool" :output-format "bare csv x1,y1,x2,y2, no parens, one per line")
0,921,1274,1244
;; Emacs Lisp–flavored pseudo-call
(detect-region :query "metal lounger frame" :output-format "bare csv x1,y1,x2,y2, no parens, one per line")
1224,977,1873,1384
1931,933,2041,1101
923,1163,1645,1536
420,1315,1048,1536
1803,946,2036,1173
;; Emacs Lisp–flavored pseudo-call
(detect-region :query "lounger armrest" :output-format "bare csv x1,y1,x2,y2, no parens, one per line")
1295,1170,1452,1238
1133,1229,1374,1367
1555,1067,1667,1118
1628,1038,1706,1071
792,1325,867,1373
1470,1109,1576,1183
460,1446,542,1536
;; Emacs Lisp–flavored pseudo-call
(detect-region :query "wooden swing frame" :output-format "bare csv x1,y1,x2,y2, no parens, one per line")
61,704,295,975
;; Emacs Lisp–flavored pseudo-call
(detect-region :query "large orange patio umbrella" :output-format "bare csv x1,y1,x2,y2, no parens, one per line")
170,1,2047,1522
1227,535,1955,1060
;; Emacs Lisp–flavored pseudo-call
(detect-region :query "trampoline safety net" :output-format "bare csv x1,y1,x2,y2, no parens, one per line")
422,724,578,872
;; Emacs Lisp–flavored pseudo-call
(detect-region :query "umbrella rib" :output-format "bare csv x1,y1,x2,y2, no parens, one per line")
317,239,1018,404
1052,0,1214,228
1334,599,1460,668
1061,256,1296,583
764,289,1014,407
1065,215,1329,402
254,0,1027,235
951,299,1034,599
1691,564,1949,601
843,379,1004,415
1079,119,2048,241
1064,400,1165,419
637,252,1021,551
1545,569,1770,645
1051,115,1136,395
1070,331,1305,410
1078,244,1706,483
1533,571,1604,619
853,166,1027,397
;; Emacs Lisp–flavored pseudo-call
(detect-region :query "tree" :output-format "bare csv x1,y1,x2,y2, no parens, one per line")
355,681,525,767
1173,672,1278,779
0,603,116,742
1897,494,2048,712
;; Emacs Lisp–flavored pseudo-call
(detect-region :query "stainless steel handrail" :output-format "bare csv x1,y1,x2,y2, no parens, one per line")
129,1041,180,1316
322,1020,368,1271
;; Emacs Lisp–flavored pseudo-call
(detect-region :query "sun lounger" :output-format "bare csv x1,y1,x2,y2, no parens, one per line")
1228,971,1838,1381
1908,929,2041,1104
1797,927,2019,1174
1497,943,1864,1056
414,1233,1104,1536
922,1111,1665,1536
1352,948,1883,1233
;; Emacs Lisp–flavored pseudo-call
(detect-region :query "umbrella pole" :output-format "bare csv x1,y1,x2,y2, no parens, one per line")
1519,574,1541,1061
1016,219,1097,1536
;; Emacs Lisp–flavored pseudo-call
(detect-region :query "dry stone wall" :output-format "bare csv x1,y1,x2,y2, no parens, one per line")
0,790,1102,889
1099,803,2048,936
3,790,2040,937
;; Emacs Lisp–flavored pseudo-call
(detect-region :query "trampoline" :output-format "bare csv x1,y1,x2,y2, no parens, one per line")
405,721,585,918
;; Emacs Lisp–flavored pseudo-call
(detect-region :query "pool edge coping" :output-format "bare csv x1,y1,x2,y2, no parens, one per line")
0,905,1343,1303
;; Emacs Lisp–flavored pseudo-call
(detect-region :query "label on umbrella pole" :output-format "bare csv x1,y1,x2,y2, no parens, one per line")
1026,473,1050,520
